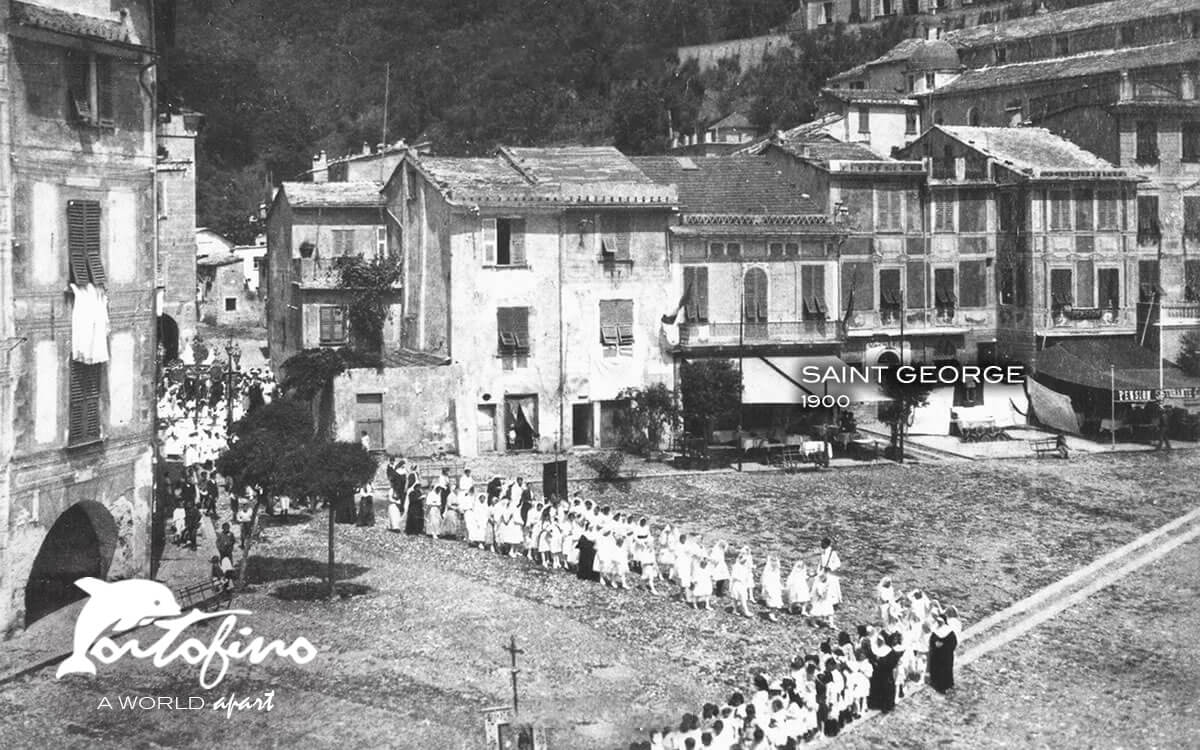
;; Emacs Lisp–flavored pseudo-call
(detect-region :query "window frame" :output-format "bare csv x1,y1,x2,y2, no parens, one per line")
66,50,115,129
68,360,103,447
1135,121,1159,165
599,299,635,357
318,305,348,346
1182,121,1200,163
497,306,531,369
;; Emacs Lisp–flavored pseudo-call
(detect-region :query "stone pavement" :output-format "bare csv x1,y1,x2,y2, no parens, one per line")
0,509,223,685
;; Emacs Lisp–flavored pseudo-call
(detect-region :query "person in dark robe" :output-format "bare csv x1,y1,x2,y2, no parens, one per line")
404,484,425,535
927,616,958,693
575,523,599,581
487,475,503,501
867,633,903,713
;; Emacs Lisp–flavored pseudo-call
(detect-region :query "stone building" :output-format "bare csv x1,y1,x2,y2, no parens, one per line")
155,108,201,362
2,0,158,635
197,253,263,328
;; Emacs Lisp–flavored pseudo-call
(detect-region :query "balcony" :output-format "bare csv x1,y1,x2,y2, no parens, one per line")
1041,306,1135,332
1160,302,1200,326
291,257,402,290
844,308,995,335
677,320,843,349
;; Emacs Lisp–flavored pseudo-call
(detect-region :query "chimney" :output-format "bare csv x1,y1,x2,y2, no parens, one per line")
311,151,328,183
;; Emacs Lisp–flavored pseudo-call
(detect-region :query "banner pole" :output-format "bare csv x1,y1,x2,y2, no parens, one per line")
1110,363,1115,450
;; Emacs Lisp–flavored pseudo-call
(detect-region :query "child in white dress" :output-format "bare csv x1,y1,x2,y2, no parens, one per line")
635,518,660,593
675,533,694,603
611,535,630,589
786,560,810,614
808,572,836,629
709,540,731,598
761,554,784,622
691,558,714,609
729,547,754,617
657,525,676,580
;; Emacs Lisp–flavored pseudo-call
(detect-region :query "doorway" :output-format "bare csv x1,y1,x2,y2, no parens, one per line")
572,403,593,447
354,393,384,451
477,404,497,454
25,501,118,626
504,395,538,451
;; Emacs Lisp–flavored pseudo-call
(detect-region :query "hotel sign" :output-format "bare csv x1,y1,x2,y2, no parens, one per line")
1115,387,1200,402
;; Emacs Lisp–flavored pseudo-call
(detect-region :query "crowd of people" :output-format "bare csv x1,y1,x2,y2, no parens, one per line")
640,581,961,749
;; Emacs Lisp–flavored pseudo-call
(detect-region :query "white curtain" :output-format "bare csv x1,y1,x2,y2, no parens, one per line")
70,283,110,364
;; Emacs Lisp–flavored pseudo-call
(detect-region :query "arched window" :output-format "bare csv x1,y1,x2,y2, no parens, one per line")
743,267,768,330
933,109,944,126
967,107,981,126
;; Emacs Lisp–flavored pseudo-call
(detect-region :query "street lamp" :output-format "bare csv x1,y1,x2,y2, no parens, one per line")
225,339,242,430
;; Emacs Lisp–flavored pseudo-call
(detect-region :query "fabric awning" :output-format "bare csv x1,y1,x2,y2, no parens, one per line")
1037,340,1200,393
740,355,889,405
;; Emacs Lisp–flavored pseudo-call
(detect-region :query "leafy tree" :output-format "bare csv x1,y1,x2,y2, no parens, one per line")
276,442,378,598
1180,332,1200,378
680,359,742,437
217,399,314,494
333,254,403,354
615,383,680,455
280,347,382,401
877,368,934,461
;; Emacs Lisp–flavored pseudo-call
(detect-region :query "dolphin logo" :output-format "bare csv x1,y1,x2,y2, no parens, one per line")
55,577,183,678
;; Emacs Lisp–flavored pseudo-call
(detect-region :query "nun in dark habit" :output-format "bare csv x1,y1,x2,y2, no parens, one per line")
927,612,959,693
575,521,599,582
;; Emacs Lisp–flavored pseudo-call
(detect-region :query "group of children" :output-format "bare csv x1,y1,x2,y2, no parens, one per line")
391,473,849,626
642,585,963,750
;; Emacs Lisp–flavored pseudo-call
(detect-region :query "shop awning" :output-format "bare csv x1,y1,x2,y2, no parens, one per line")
740,355,889,405
1037,340,1200,394
1027,378,1080,434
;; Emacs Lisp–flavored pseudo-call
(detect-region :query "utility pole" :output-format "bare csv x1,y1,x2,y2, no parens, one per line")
503,635,524,715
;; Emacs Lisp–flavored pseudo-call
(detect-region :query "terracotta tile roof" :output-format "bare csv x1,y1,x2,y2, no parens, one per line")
943,0,1194,48
670,222,837,238
932,126,1127,175
733,115,844,156
934,40,1200,94
280,181,384,208
822,88,919,106
414,150,677,206
772,139,885,166
380,349,451,367
11,1,144,47
632,156,823,216
711,112,755,130
828,38,926,82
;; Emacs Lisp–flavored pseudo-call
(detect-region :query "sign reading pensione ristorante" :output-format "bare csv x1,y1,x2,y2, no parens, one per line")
1116,387,1200,403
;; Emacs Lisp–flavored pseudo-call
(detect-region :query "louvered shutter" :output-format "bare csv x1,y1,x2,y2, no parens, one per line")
683,267,697,321
69,361,101,444
482,219,497,264
68,200,104,285
1075,260,1094,308
66,50,92,122
96,56,115,126
906,261,926,309
508,219,526,265
695,267,708,322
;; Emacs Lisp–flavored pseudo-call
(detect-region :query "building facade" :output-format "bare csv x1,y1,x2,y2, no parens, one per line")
2,0,157,635
155,108,200,362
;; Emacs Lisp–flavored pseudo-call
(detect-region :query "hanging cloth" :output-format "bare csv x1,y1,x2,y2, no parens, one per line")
70,282,110,364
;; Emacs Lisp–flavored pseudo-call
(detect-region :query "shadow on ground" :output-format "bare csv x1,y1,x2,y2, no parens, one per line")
246,556,370,584
270,580,374,601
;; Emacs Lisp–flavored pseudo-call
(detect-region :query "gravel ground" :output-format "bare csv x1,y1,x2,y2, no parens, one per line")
1,451,1196,750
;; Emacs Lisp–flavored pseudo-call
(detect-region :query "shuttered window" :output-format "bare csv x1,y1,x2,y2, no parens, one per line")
1049,190,1072,230
1184,196,1200,240
1075,260,1095,308
1097,190,1120,230
743,268,768,322
1074,189,1094,231
958,197,987,233
600,214,631,261
934,196,954,232
496,218,526,266
599,299,634,357
878,268,901,317
66,51,114,127
331,229,354,256
841,261,874,314
1137,196,1160,244
319,306,347,345
801,265,826,319
875,190,903,231
906,261,926,309
959,261,987,308
1138,260,1160,302
482,218,498,264
69,361,102,445
1050,268,1073,310
67,199,105,285
934,268,957,314
1098,267,1121,309
497,307,530,369
683,266,709,322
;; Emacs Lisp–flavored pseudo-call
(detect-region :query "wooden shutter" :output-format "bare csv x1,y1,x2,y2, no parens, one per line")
1051,268,1073,305
1098,268,1121,308
66,50,92,122
684,267,709,322
878,268,900,309
68,200,104,285
1074,189,1094,231
959,260,987,307
508,219,526,265
842,261,874,313
906,261,926,309
1075,260,1095,308
803,265,825,315
744,268,767,322
69,361,101,444
497,307,529,351
934,268,956,306
482,219,497,264
96,56,115,126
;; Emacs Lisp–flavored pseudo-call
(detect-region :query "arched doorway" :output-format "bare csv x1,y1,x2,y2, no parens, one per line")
24,501,119,626
157,314,180,363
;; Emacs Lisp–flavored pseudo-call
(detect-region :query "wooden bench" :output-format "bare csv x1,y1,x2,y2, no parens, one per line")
176,578,234,612
1030,436,1069,459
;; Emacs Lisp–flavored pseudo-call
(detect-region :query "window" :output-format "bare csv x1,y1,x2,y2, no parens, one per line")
934,268,956,319
1049,190,1072,230
1185,196,1200,240
708,242,724,257
1054,36,1070,56
1139,260,1160,302
906,261,926,309
934,196,954,232
743,268,768,326
1074,189,1094,231
959,261,987,308
785,242,800,257
1006,100,1024,127
821,2,833,24
1097,190,1120,230
959,197,987,233
224,297,237,312
599,299,634,357
406,167,418,201
998,192,1015,233
682,266,709,322
67,200,105,286
842,261,874,313
1136,121,1158,165
1050,268,1073,312
1137,196,1160,244
934,146,955,179
905,110,917,135
964,153,988,180
66,50,114,127
600,214,632,262
1098,268,1121,309
876,190,903,231
376,226,387,255
1075,260,1094,307
331,229,354,256
355,394,384,452
1183,122,1200,163
925,73,936,91
497,307,531,369
69,361,102,445
1185,259,1200,301
483,218,527,266
319,306,347,345
725,242,742,258
932,109,944,126
1119,26,1135,47
801,265,827,321
769,242,784,258
858,106,870,134
879,268,902,321
994,46,1007,64
967,107,981,127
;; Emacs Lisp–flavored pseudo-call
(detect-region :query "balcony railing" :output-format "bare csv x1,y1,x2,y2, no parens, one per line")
1161,302,1200,324
844,308,994,333
1044,307,1134,330
677,320,844,347
292,257,402,290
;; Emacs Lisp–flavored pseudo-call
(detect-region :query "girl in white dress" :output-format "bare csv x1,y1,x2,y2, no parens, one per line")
565,515,581,570
709,540,731,598
761,554,784,622
596,529,615,587
537,507,557,568
691,558,714,609
817,537,843,606
786,560,810,614
485,497,500,552
807,572,836,629
636,521,660,593
611,535,630,589
729,547,754,617
674,533,694,603
500,499,523,556
657,525,676,581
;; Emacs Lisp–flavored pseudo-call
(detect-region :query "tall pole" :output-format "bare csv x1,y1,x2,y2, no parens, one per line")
898,298,905,464
1158,291,1165,395
738,265,744,473
1110,363,1116,450
503,635,524,715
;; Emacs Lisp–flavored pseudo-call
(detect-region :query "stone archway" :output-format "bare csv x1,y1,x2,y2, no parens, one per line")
24,501,119,626
157,314,180,363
